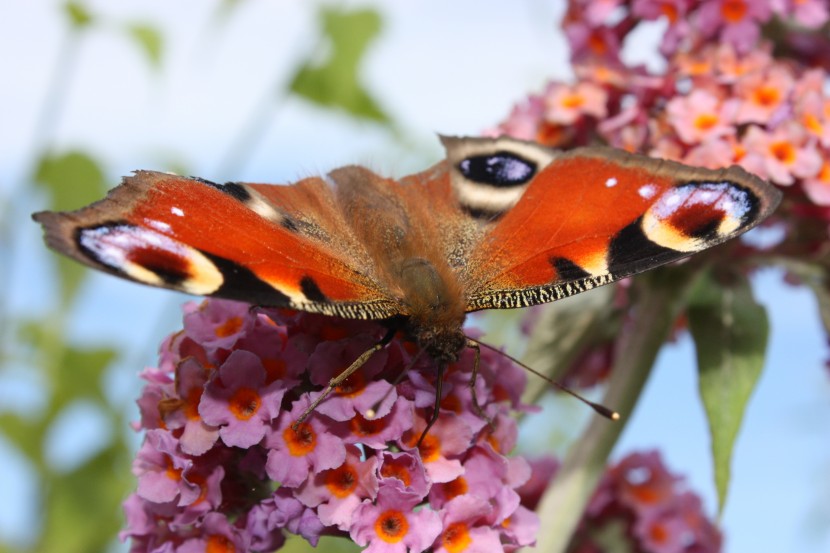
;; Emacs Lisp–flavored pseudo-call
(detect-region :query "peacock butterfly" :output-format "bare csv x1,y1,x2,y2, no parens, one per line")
33,136,781,429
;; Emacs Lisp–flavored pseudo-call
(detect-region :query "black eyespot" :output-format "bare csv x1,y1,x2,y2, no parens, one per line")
458,152,536,188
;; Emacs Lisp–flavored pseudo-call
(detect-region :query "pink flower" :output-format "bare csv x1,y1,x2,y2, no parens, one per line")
741,124,823,185
200,350,287,449
774,0,830,28
697,0,773,52
803,160,830,205
666,89,737,145
434,495,503,553
544,82,608,124
350,484,442,553
734,65,795,124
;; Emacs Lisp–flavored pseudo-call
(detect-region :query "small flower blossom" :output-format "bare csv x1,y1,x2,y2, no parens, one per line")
666,89,737,145
544,82,609,125
351,484,442,553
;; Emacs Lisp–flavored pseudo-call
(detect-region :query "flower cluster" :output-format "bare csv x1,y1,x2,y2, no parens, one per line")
495,0,830,387
121,299,539,552
492,0,830,220
518,452,722,553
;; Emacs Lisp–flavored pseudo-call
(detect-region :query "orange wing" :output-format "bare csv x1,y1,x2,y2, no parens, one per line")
463,147,781,311
34,171,400,319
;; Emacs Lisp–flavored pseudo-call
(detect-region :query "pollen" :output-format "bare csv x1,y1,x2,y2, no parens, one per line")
375,510,408,543
324,462,359,498
184,387,203,420
215,316,243,338
284,422,316,456
441,522,472,553
228,387,260,420
720,0,748,23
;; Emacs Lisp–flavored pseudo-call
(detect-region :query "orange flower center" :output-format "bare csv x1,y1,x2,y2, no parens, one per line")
588,32,607,54
561,93,585,109
418,434,440,462
375,510,408,543
441,476,468,501
630,484,660,503
442,522,472,553
693,113,719,131
336,369,367,397
284,422,316,456
165,456,182,481
184,387,203,420
206,534,236,553
661,3,678,22
324,462,358,498
721,0,748,23
351,414,387,436
228,387,260,421
649,521,669,543
753,86,780,107
380,461,412,487
803,113,823,135
262,358,286,383
770,141,796,164
320,324,349,341
214,316,243,338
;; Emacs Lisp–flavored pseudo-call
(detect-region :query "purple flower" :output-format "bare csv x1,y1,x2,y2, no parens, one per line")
434,495,502,553
295,444,379,530
350,484,442,553
264,395,347,487
200,350,287,448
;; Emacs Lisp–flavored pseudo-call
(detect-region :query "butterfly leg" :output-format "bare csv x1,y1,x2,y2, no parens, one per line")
294,327,396,427
466,340,494,430
417,362,445,446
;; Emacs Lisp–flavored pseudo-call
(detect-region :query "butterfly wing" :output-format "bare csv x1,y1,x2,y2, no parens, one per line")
33,170,401,319
451,142,782,311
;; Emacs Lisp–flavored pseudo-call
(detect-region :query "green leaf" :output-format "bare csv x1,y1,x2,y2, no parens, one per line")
37,444,133,553
289,7,388,122
773,258,830,335
126,23,164,69
34,150,106,212
64,1,93,29
34,150,106,304
688,272,769,513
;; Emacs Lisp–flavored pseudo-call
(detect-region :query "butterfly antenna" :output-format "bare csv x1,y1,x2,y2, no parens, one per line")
466,336,620,421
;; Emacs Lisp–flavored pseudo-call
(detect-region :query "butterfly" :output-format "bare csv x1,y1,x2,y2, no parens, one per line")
33,136,781,430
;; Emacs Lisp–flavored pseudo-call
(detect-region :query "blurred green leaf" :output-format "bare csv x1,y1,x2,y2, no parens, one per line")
688,272,769,513
0,412,47,469
290,7,388,122
127,23,164,69
38,443,132,553
34,150,106,304
53,346,118,410
64,1,93,29
34,150,106,212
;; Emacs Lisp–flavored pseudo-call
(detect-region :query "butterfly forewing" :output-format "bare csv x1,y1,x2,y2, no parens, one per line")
33,170,401,319
462,146,781,311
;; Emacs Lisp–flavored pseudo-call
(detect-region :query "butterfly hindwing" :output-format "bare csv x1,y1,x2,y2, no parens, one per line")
457,144,781,311
33,170,401,319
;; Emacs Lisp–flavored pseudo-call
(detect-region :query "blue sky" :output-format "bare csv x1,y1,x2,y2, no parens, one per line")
1,1,828,551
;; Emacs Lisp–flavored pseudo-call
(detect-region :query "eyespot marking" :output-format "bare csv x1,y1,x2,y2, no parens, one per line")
458,152,537,188
300,275,329,303
76,223,224,295
642,182,755,252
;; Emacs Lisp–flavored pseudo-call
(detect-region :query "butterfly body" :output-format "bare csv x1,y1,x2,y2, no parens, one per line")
34,136,781,366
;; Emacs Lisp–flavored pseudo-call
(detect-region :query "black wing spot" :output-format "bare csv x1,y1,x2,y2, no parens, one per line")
300,275,329,303
461,204,505,222
458,152,536,188
608,218,679,276
205,252,292,306
191,177,251,203
191,176,219,186
280,216,300,233
551,257,591,281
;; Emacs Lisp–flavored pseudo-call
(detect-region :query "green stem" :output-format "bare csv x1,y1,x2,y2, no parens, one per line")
530,267,701,553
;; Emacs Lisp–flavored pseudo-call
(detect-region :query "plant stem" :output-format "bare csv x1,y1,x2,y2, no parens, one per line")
530,267,701,553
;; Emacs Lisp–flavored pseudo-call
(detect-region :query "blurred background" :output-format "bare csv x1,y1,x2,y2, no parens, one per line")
1,1,828,552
